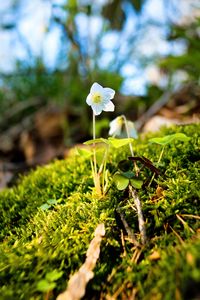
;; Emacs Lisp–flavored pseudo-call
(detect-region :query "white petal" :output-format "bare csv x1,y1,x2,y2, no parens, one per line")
86,93,92,105
91,104,103,115
90,82,103,93
101,94,111,105
109,117,122,136
109,117,120,131
104,87,115,99
108,121,115,135
109,123,120,136
104,101,115,112
127,121,138,138
109,118,118,127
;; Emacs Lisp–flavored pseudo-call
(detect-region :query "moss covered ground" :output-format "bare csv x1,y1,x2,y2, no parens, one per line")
0,123,200,300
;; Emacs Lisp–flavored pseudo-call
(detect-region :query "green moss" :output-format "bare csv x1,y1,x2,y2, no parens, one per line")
0,123,199,299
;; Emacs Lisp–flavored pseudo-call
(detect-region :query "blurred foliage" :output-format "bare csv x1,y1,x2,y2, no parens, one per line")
102,0,145,29
160,17,200,83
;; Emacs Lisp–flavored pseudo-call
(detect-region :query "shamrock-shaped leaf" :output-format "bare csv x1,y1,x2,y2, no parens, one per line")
130,177,143,189
113,172,143,190
149,133,190,145
113,173,129,190
108,137,134,148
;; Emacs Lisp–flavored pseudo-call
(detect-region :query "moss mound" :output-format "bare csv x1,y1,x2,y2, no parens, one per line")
0,123,200,300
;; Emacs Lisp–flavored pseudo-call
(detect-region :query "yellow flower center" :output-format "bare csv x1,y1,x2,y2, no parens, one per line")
92,93,102,103
117,116,123,126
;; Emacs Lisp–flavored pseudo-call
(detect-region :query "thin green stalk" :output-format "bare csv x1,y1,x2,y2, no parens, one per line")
98,147,108,195
122,115,139,176
148,146,165,187
122,115,134,156
93,113,97,175
92,113,101,196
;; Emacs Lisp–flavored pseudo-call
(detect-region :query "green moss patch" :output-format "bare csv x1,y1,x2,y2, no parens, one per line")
0,123,200,299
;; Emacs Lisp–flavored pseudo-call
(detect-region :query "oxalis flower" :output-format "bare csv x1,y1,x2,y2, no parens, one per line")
86,82,115,115
109,115,138,138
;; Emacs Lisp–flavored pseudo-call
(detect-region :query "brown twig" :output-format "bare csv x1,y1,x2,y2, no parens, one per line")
131,247,143,264
129,185,147,245
179,214,200,220
176,214,195,234
57,224,105,300
169,225,185,245
116,208,140,248
120,230,126,257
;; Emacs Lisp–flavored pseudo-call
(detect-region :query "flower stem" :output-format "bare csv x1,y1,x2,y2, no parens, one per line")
148,146,165,187
98,146,108,195
93,113,96,140
122,115,139,176
93,113,97,175
122,115,134,156
129,185,147,245
92,113,101,195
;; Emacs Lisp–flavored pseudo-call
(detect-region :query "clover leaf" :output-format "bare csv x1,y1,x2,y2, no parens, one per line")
149,133,190,145
113,172,143,190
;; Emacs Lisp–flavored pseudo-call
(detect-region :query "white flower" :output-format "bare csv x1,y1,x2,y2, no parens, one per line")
109,116,123,136
86,82,115,115
109,116,138,138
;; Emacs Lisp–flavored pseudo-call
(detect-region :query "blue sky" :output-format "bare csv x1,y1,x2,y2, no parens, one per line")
0,0,199,94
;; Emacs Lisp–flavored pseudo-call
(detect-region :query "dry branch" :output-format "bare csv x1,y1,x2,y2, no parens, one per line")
57,223,105,300
129,185,147,245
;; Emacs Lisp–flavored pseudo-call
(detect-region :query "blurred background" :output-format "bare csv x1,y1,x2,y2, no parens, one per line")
0,0,199,188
